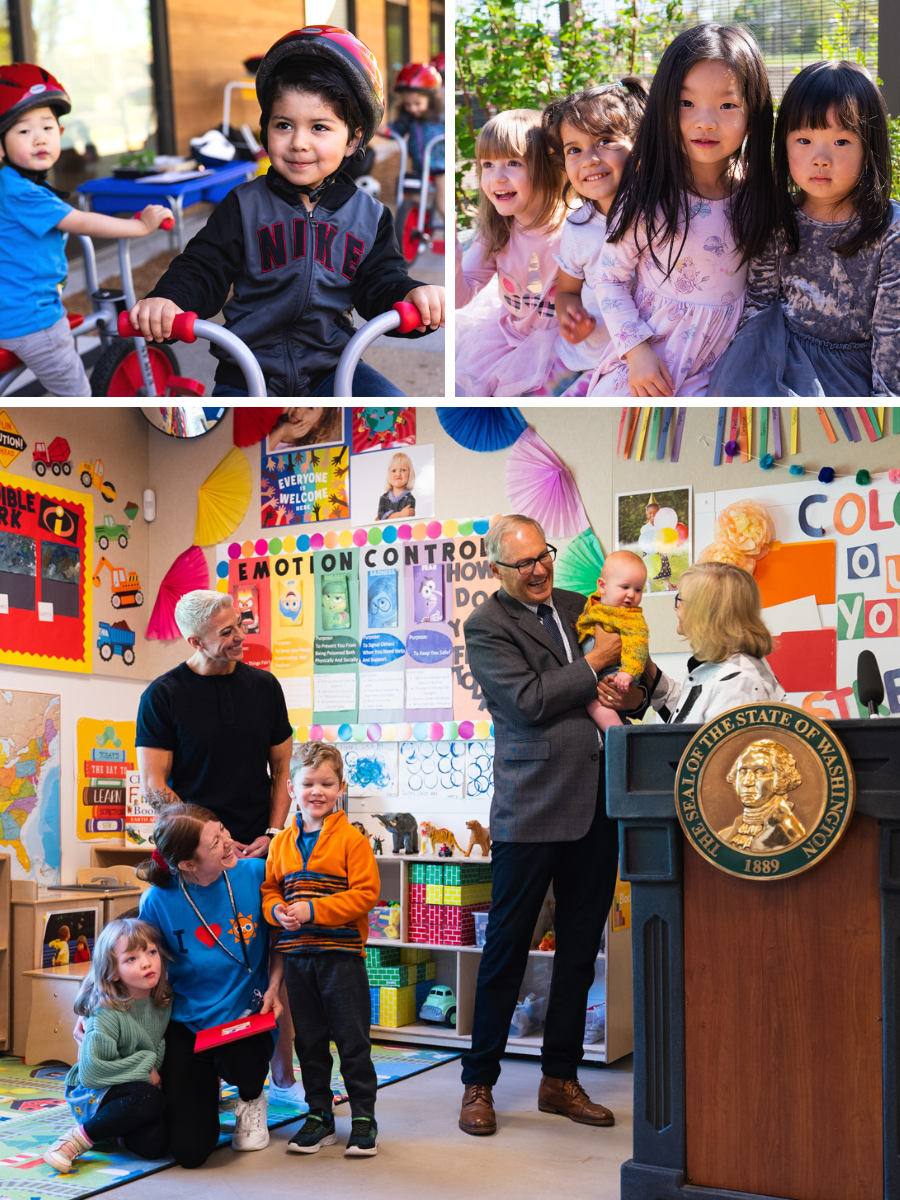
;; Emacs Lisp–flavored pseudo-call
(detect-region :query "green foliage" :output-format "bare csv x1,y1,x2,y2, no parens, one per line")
118,148,155,170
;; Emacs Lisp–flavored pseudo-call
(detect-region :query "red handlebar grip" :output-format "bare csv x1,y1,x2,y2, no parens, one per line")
392,300,424,334
133,213,176,230
117,310,198,342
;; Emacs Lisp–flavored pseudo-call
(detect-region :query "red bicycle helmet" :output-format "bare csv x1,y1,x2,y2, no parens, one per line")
430,53,446,77
394,63,442,91
256,26,384,144
0,63,70,138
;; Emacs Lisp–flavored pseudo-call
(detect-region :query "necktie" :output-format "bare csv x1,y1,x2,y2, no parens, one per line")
537,603,567,657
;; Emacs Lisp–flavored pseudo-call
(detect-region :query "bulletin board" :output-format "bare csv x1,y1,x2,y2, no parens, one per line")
0,473,93,672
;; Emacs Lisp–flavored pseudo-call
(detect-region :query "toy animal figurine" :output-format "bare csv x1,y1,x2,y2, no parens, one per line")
352,821,368,838
464,820,491,858
372,812,419,855
372,835,384,856
420,822,466,856
538,930,556,952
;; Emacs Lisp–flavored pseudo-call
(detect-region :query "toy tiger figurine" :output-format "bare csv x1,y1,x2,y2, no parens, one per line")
419,822,465,857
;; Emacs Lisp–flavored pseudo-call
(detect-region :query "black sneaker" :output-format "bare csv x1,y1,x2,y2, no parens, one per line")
287,1110,337,1154
345,1116,378,1157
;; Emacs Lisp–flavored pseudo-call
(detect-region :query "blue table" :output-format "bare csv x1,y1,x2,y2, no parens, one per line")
76,161,256,251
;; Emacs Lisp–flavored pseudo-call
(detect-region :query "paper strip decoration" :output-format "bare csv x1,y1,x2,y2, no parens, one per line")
194,446,252,545
816,408,837,443
504,428,589,538
714,407,726,465
436,407,527,452
146,546,210,640
766,628,837,692
671,407,686,462
832,408,852,441
232,407,284,448
554,528,605,597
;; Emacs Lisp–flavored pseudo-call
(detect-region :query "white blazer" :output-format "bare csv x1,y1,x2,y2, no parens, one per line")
650,653,786,725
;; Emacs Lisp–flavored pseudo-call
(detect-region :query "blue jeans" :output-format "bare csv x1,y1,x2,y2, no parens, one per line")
212,361,404,398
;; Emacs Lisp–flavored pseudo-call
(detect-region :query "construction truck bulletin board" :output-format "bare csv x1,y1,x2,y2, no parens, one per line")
0,474,93,672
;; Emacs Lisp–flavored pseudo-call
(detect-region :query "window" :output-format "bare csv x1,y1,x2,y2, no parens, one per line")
386,1,409,93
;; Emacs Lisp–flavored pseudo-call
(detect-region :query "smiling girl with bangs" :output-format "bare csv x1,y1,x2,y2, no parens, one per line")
709,59,900,396
455,109,570,396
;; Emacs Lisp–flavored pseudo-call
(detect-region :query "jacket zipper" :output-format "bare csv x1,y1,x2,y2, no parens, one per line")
292,204,316,394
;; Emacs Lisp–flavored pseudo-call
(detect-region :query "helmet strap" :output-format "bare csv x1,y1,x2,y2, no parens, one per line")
4,159,69,199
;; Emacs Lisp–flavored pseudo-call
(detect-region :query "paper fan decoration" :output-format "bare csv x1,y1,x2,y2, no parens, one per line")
146,546,210,640
194,446,252,545
554,528,605,597
233,407,284,448
505,428,589,538
437,407,527,452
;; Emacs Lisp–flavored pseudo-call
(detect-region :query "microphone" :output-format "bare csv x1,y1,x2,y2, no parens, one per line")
857,650,884,718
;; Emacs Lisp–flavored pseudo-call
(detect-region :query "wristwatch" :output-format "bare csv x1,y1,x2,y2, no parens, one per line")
265,827,283,838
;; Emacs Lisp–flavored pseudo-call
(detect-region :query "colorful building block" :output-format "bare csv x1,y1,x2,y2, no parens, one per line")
370,987,381,1024
365,945,401,967
426,903,444,943
400,948,431,964
378,983,418,1027
409,862,428,884
425,883,444,905
443,863,492,886
442,883,492,906
367,964,413,987
425,862,444,885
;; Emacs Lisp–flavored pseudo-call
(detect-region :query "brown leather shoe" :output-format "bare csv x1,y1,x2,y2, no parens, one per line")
459,1084,497,1135
538,1075,614,1126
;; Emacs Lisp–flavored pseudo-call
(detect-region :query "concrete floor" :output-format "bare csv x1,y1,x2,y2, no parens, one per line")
112,1054,634,1200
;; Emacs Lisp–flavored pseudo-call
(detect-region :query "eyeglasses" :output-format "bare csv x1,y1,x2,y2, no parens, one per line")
494,546,558,576
674,593,683,609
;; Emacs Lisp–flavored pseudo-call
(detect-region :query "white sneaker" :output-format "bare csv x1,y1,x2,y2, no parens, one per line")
268,1080,305,1106
232,1092,270,1151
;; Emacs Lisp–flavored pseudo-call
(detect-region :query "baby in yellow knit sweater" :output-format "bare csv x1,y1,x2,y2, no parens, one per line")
576,551,649,733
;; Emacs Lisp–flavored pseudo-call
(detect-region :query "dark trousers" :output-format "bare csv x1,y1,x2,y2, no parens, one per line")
283,952,378,1118
461,784,619,1086
162,1019,275,1169
82,1081,167,1159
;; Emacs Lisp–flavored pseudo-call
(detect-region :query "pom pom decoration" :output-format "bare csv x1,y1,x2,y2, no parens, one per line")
436,406,527,452
554,527,605,597
504,428,589,538
725,440,740,457
817,467,835,483
789,465,805,475
890,470,900,483
760,453,775,470
146,546,210,640
697,499,774,575
194,446,252,545
233,407,284,448
856,469,871,486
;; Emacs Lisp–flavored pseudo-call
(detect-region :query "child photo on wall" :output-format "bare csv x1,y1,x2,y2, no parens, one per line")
616,488,692,595
266,407,346,452
350,443,436,525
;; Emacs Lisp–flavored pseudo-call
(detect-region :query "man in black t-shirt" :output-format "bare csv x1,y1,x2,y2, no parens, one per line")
136,590,293,858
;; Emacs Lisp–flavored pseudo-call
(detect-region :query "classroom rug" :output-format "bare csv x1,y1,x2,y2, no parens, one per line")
0,1043,460,1198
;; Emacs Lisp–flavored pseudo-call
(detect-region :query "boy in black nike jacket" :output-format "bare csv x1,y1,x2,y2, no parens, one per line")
127,27,444,397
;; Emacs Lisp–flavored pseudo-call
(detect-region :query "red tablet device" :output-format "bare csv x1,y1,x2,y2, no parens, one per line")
193,1010,277,1053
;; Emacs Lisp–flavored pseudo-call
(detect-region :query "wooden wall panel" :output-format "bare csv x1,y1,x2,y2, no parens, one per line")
354,0,386,84
408,0,430,63
683,814,883,1200
167,0,306,156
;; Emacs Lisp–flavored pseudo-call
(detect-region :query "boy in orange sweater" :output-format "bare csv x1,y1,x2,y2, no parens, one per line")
262,741,380,1157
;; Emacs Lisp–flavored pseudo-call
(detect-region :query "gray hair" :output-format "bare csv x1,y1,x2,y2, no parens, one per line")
174,589,234,639
484,515,547,564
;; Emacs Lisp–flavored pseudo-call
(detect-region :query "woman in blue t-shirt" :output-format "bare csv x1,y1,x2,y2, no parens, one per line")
138,804,283,1169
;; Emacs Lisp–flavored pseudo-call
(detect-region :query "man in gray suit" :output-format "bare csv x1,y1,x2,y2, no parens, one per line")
459,514,648,1136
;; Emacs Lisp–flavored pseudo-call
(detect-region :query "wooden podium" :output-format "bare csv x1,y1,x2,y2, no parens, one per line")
606,717,900,1200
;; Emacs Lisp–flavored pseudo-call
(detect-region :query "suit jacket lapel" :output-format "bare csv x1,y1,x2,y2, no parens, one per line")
497,588,575,666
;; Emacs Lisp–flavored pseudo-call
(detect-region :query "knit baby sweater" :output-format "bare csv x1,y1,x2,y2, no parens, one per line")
576,596,649,681
65,999,169,1091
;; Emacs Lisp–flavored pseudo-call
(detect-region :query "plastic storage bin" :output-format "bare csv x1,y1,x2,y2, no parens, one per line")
474,910,489,946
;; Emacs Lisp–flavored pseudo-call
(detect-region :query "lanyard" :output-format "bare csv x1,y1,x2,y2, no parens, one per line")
180,871,251,975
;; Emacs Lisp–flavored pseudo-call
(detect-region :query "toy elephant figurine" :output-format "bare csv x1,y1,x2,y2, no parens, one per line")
372,812,419,855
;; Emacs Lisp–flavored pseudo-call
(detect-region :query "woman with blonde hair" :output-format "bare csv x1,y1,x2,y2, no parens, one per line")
638,562,784,724
455,108,572,396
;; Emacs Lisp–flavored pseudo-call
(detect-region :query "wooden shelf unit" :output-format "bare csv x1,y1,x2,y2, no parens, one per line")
0,855,11,1050
369,853,633,1064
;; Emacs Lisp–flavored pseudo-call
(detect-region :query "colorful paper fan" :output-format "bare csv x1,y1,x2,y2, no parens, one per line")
554,528,605,597
194,446,252,545
233,406,284,448
146,546,210,640
436,407,527,452
504,428,589,538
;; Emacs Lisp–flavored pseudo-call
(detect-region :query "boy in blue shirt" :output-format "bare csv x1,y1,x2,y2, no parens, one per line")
0,63,172,395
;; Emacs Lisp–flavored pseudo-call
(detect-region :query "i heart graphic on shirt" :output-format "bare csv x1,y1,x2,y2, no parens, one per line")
194,924,221,947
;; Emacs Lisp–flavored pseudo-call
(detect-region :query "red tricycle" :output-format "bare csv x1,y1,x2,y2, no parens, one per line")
388,130,446,264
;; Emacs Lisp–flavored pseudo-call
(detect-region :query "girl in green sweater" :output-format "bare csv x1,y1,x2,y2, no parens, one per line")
43,917,172,1174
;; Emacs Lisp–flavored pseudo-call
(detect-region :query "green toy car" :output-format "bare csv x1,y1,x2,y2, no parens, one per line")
95,513,131,550
419,984,456,1027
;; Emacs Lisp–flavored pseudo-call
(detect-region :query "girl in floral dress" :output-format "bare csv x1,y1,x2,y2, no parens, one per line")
587,23,776,397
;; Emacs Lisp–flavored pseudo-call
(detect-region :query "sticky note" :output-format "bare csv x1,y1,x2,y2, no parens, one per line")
754,541,836,607
38,602,53,622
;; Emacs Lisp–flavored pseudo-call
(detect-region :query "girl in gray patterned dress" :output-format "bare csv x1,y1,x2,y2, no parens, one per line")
709,61,899,397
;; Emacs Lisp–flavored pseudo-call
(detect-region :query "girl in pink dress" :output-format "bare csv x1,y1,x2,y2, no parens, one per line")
455,110,569,397
587,23,776,397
